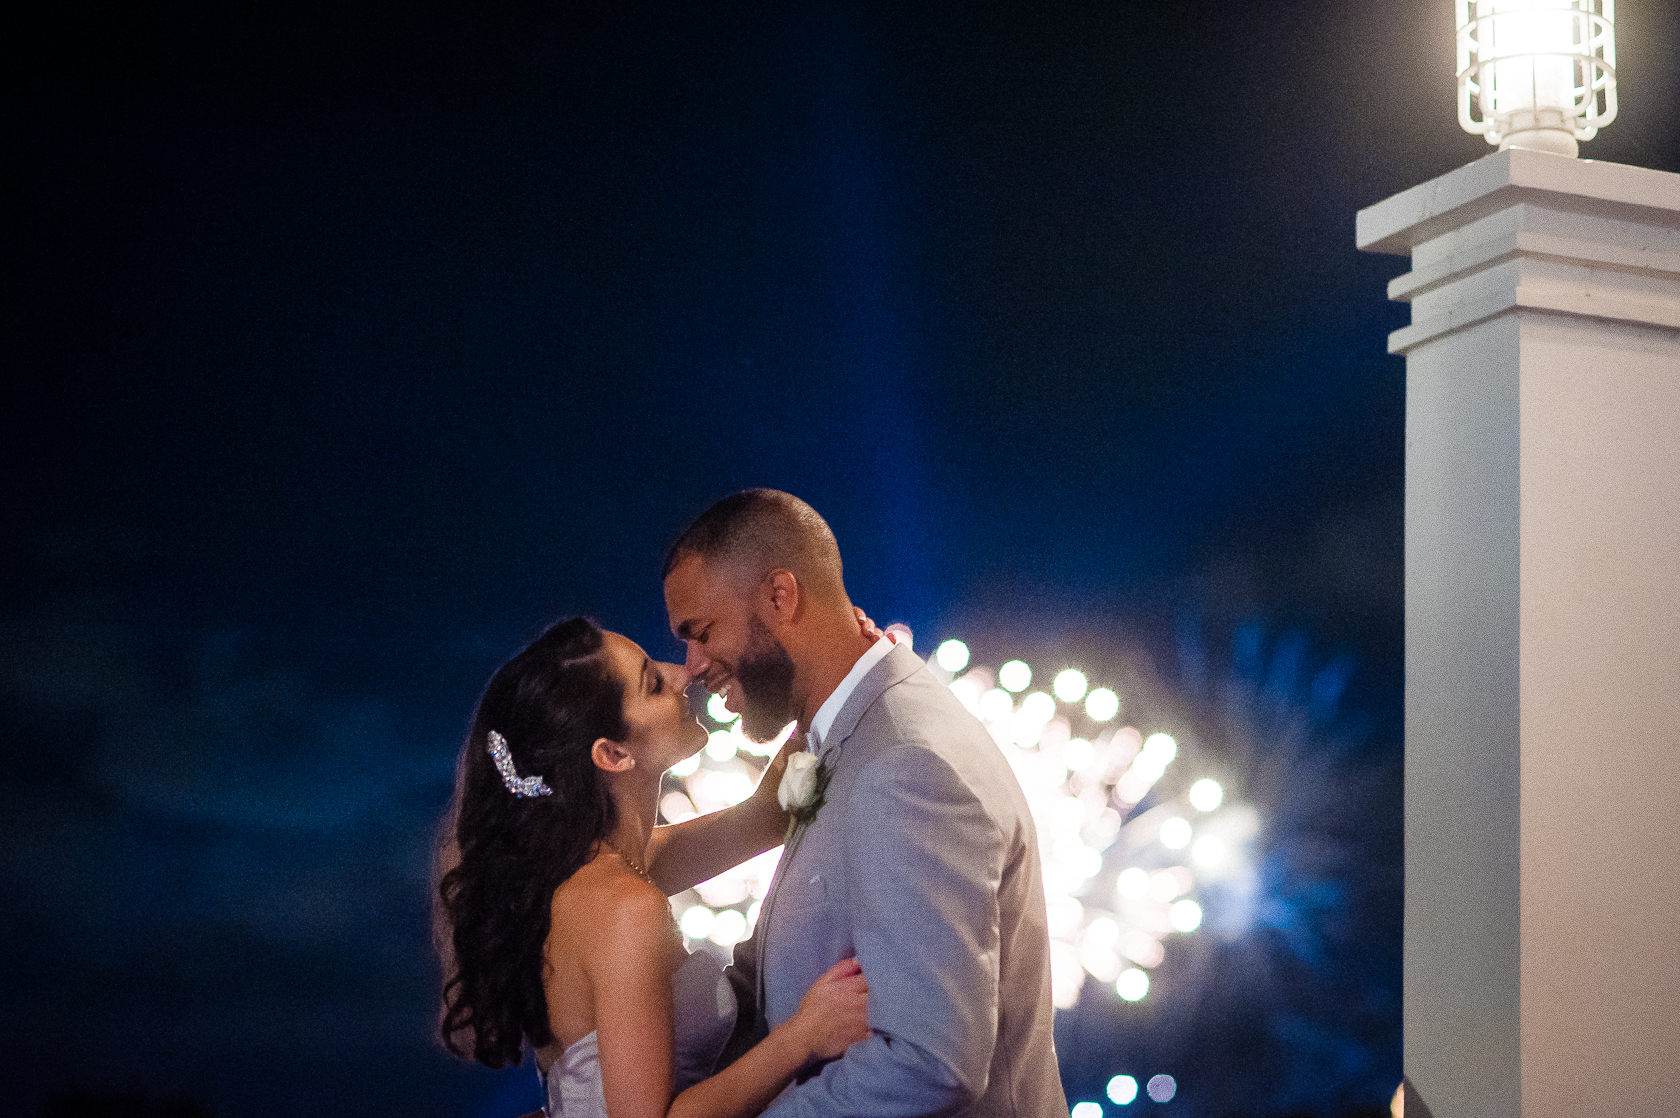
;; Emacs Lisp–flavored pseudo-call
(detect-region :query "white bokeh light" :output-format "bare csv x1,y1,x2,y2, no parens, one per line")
680,905,715,940
706,692,736,724
1169,899,1203,933
1063,737,1095,772
696,872,749,907
709,907,748,946
660,790,697,823
1084,687,1120,722
1020,691,1057,724
1149,868,1192,903
1192,835,1226,868
705,731,738,763
1119,930,1164,968
1053,669,1088,703
1159,816,1192,849
1050,940,1085,1009
669,753,702,778
1071,1103,1103,1118
998,659,1032,692
1106,1075,1139,1105
1146,1075,1177,1103
1188,777,1224,811
1142,732,1178,763
980,688,1014,722
949,677,982,715
1116,866,1150,900
1115,968,1150,1002
691,769,754,810
936,639,971,673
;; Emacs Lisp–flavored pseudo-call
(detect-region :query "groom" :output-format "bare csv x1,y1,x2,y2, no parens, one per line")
664,489,1068,1117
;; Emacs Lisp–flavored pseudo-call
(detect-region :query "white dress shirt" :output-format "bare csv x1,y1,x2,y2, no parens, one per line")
808,635,895,751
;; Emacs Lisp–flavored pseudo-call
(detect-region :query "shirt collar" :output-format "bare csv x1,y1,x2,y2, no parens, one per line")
808,636,895,751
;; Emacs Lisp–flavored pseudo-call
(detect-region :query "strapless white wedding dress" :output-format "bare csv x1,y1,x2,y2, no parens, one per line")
540,949,738,1116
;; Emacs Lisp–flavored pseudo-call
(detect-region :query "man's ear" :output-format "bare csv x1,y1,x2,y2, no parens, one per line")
591,737,636,774
760,569,801,628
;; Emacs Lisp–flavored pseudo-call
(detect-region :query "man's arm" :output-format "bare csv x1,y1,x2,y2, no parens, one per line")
764,744,1005,1117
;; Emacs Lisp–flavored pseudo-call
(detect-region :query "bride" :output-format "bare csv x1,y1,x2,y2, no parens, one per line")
436,617,870,1117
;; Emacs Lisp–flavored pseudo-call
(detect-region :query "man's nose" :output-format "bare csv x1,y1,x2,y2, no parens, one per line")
684,643,709,681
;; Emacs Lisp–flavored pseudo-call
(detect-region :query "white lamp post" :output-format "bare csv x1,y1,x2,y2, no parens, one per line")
1457,0,1617,156
1359,8,1680,1118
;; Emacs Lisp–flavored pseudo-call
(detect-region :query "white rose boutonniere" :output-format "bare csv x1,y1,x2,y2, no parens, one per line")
778,751,832,843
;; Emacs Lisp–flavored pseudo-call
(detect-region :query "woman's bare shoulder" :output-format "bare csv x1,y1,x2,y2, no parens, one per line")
551,853,676,952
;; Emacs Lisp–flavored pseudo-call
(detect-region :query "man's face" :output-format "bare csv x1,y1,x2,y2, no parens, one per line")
664,554,798,742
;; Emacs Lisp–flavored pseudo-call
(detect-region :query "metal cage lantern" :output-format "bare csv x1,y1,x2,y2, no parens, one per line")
1457,0,1617,157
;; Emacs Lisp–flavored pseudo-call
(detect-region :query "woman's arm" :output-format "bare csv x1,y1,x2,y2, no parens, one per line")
589,884,682,1118
667,958,869,1118
589,889,869,1118
647,611,895,896
643,733,797,895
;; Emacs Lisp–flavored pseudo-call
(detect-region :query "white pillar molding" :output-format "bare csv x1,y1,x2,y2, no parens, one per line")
1358,149,1680,1118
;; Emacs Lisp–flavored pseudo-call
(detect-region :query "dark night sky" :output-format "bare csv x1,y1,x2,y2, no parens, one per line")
6,3,1678,1116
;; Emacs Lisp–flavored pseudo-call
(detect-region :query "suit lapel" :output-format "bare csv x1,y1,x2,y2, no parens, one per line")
754,645,927,1020
817,642,924,764
756,733,815,1013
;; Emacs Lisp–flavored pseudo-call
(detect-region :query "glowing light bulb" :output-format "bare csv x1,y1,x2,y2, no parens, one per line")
999,660,1032,692
1053,669,1088,703
1457,0,1618,155
1084,687,1120,722
936,639,970,673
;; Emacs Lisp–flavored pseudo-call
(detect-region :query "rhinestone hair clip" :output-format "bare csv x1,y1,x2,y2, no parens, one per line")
486,730,552,798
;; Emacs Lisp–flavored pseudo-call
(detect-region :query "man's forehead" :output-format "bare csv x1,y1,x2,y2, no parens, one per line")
665,555,732,626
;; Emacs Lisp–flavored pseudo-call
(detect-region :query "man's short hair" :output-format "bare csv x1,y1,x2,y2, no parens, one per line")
663,489,845,599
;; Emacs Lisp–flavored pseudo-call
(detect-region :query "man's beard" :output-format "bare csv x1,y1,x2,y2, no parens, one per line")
735,616,797,743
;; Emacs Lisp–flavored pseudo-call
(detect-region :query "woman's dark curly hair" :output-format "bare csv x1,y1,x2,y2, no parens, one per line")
435,617,627,1068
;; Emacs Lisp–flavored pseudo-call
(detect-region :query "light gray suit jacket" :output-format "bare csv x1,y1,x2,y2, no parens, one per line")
747,643,1068,1118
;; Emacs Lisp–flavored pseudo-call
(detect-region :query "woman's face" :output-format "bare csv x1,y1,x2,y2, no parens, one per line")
601,630,707,771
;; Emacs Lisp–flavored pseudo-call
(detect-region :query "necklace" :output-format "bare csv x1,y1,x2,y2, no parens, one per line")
606,842,655,886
